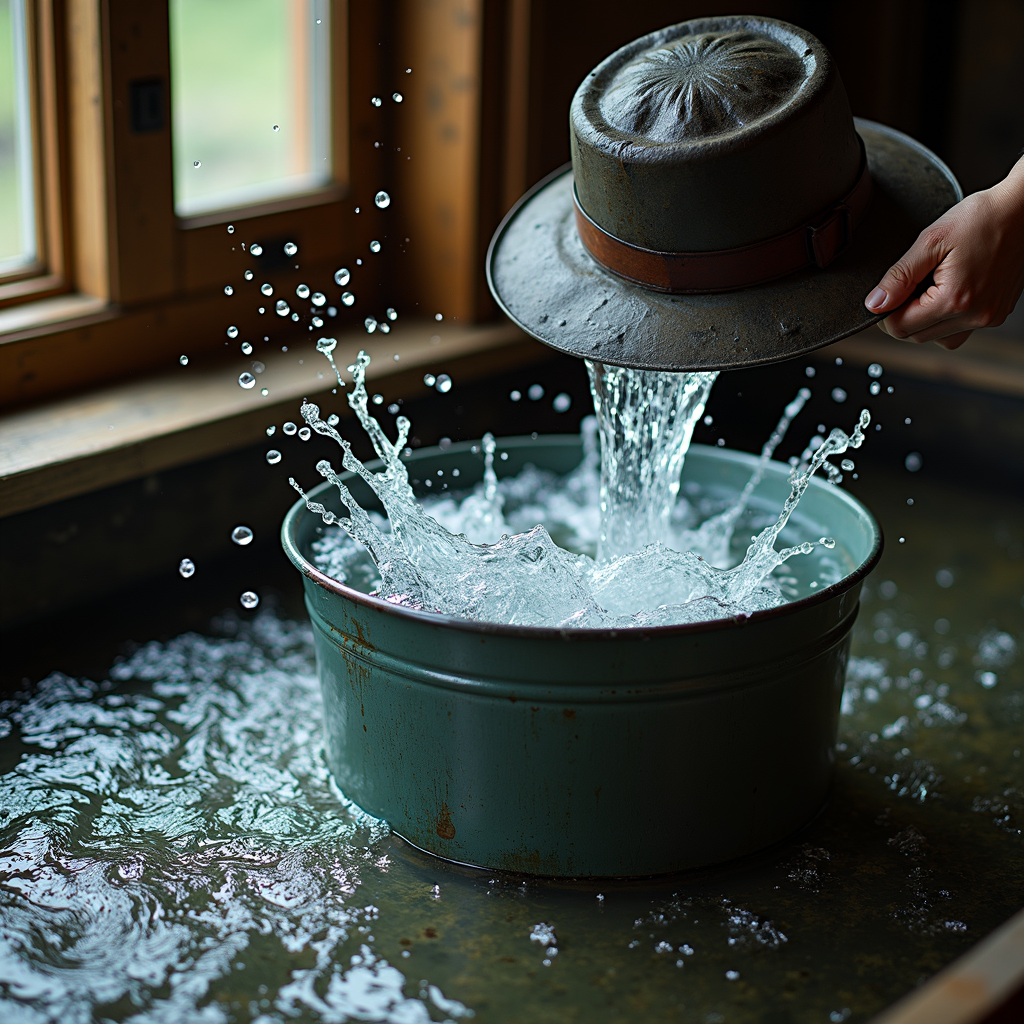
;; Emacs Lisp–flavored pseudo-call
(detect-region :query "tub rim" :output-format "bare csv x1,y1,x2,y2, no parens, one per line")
281,434,883,641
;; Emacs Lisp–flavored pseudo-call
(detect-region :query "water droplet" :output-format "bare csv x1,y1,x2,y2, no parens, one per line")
387,403,399,415
386,307,398,320
298,426,311,441
820,536,836,549
227,225,235,234
371,96,382,107
295,284,310,300
868,362,884,378
804,366,816,377
312,316,324,328
726,970,740,981
261,388,268,396
553,392,572,413
266,425,276,436
423,373,436,387
224,285,234,296
335,268,350,286
291,312,299,321
369,240,381,253
905,452,922,472
261,282,273,296
244,270,253,281
238,372,256,389
831,387,847,403
276,299,290,316
273,124,280,132
179,354,189,365
936,568,954,588
528,384,544,400
284,241,297,256
510,390,521,401
434,312,443,321
375,191,390,208
178,558,195,578
378,322,390,333
835,357,843,366
193,160,201,168
327,413,340,426
365,317,377,333
316,339,337,357
240,591,259,609
283,421,297,435
392,92,403,102
227,325,239,338
841,458,854,471
311,291,326,307
869,381,881,395
979,671,997,688
241,341,253,355
435,374,452,393
341,291,355,306
231,525,253,546
250,243,263,256
252,360,265,373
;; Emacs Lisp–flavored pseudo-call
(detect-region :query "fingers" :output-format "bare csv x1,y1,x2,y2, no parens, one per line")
864,225,952,314
876,318,974,348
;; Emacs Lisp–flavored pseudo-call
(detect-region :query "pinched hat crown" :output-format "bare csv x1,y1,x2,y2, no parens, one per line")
571,17,865,284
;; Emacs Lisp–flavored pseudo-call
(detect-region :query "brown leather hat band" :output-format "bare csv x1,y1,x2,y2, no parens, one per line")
573,149,873,295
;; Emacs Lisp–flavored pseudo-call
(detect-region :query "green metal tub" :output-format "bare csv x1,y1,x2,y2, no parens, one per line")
281,435,881,877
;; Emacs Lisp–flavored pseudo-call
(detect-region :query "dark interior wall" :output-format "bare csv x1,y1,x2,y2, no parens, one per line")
519,0,1024,197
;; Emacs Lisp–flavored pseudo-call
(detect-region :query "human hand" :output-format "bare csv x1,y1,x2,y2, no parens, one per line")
863,155,1024,349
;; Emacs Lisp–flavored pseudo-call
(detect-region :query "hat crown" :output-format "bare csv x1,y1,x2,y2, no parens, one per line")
600,31,805,144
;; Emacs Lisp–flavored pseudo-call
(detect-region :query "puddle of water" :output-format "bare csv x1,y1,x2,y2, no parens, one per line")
0,468,1020,1024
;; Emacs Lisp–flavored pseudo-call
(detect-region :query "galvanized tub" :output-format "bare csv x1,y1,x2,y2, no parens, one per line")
282,436,882,877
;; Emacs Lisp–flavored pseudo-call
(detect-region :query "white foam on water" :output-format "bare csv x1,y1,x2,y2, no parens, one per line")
295,349,870,628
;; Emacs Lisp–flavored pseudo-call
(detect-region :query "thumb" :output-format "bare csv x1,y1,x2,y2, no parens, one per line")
864,227,950,313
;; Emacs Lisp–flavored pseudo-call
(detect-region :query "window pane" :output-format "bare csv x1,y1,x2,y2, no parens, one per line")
169,0,331,218
0,0,36,272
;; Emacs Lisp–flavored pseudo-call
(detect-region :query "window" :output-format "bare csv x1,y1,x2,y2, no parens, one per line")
0,0,35,274
169,0,332,218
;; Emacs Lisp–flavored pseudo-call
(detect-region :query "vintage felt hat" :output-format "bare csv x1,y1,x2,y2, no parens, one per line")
486,16,962,371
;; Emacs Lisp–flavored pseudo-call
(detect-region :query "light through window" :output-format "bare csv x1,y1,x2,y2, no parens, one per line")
169,0,331,218
0,0,36,272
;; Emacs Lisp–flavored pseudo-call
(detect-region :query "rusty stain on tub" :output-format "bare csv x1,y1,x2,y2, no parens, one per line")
436,802,456,840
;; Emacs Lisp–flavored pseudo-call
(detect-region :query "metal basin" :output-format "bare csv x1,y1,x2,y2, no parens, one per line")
281,436,882,877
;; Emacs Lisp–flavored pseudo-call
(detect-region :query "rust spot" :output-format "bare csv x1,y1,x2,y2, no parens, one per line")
360,702,365,717
435,802,456,840
363,724,367,732
424,927,438,939
399,937,412,946
562,708,576,720
500,956,516,963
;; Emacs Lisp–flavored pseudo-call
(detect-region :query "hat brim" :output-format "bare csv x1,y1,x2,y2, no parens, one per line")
486,119,962,372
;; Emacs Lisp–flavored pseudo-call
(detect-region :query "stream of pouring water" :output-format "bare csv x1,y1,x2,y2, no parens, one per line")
291,342,869,628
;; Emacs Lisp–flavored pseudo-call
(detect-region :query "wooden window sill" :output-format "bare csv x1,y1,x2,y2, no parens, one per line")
0,320,547,517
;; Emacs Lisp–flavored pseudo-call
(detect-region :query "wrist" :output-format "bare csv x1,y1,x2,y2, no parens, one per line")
989,154,1024,222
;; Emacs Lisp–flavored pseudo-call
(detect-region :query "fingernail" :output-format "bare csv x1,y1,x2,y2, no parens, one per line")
865,287,887,311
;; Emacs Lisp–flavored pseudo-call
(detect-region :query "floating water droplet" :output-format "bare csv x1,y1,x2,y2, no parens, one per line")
227,225,235,234
284,241,297,256
375,191,390,208
387,403,399,415
241,341,253,355
224,285,234,296
266,425,276,436
371,96,382,107
726,970,740,981
261,388,268,396
528,384,544,400
311,291,326,307
276,300,290,316
378,322,390,333
868,363,884,378
327,413,340,426
831,387,847,403
371,393,383,405
250,243,263,256
231,525,253,546
510,390,521,402
434,312,443,321
341,291,355,306
178,558,195,578
291,312,299,321
841,458,854,471
227,325,239,338
393,92,403,102
244,269,253,281
311,316,323,328
905,452,922,472
238,372,256,389
820,536,836,549
553,392,572,413
193,160,201,168
298,426,311,441
979,671,997,688
179,354,188,365
435,374,452,393
804,365,816,377
240,591,259,609
273,124,280,132
386,307,397,320
283,421,297,435
261,283,273,296
251,360,265,373
364,317,377,333
335,268,350,286
869,381,881,395
423,373,436,387
295,284,310,300
369,240,381,253
936,568,954,588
